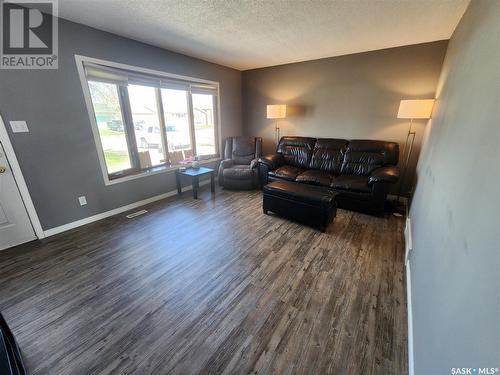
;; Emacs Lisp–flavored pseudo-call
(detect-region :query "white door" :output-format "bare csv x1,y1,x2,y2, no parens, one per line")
0,142,36,250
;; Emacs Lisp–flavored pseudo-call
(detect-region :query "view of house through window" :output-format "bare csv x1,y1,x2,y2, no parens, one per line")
88,81,132,174
83,61,220,181
161,88,193,165
128,84,164,168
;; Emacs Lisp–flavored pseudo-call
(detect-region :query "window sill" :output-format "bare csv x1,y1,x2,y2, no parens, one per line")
104,157,221,186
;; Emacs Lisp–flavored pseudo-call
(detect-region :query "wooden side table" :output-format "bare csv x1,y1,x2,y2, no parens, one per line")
175,167,215,199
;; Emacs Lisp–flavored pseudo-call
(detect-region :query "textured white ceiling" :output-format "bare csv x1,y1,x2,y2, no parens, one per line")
59,0,470,70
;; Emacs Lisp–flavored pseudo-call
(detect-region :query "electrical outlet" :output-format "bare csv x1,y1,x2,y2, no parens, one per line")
78,196,87,206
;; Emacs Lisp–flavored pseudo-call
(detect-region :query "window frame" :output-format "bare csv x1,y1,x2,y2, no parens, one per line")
75,55,222,186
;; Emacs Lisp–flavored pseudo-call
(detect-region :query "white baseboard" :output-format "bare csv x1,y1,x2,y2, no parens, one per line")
405,217,413,263
406,262,414,375
43,179,213,238
405,217,415,375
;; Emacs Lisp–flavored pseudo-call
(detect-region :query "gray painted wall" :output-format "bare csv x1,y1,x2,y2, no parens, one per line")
242,41,448,195
0,18,242,230
409,1,500,374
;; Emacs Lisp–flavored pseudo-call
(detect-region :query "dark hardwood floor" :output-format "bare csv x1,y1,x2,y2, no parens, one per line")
0,187,407,375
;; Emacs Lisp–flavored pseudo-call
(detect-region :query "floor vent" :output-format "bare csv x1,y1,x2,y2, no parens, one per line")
126,209,148,219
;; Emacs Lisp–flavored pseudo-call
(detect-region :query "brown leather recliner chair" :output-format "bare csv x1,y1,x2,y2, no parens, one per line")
218,136,263,189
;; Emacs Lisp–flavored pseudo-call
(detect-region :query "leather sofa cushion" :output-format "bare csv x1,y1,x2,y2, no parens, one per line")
341,140,399,176
223,165,256,180
277,137,316,169
309,138,348,174
296,170,333,187
268,165,305,181
264,180,336,206
330,175,371,193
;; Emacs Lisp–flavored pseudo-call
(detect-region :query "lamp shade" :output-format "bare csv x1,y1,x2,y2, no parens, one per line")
397,99,435,119
267,104,287,119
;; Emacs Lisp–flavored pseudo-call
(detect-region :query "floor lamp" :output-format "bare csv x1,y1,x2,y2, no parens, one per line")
396,99,435,210
267,104,287,145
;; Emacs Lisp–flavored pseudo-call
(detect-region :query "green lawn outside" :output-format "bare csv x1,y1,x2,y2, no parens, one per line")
99,128,124,137
104,151,130,173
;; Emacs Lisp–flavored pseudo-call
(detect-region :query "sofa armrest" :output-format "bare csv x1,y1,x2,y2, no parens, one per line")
258,153,284,170
368,166,400,185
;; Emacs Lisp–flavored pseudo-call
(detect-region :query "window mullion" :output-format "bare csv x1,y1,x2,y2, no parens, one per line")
119,85,140,170
212,94,220,158
187,88,197,157
155,88,169,166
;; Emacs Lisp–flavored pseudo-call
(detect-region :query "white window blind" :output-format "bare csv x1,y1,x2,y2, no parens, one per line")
83,62,217,93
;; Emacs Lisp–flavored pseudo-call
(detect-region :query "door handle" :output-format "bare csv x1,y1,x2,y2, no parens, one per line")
0,166,6,173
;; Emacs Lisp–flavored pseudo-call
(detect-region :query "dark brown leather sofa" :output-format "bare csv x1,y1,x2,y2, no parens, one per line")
258,137,400,216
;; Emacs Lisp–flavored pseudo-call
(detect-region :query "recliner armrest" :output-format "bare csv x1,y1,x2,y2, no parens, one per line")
258,153,284,170
219,159,235,169
218,159,235,186
369,166,400,185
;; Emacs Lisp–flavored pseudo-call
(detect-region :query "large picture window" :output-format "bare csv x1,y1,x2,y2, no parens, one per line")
79,58,220,182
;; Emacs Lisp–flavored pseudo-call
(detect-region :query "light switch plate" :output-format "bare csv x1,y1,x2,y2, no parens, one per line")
78,196,87,206
9,121,29,133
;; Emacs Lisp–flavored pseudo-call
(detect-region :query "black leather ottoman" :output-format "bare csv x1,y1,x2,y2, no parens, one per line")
263,180,337,232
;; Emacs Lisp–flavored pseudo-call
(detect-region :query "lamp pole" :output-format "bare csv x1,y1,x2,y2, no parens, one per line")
275,120,280,145
397,118,416,206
